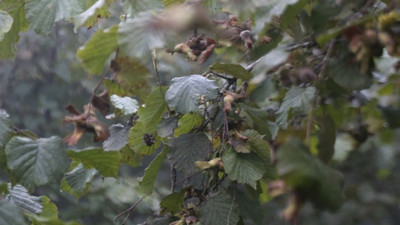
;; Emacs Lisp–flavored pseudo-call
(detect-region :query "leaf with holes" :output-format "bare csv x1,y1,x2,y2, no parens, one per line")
77,25,118,75
199,192,239,225
222,149,266,189
25,0,83,34
67,148,119,177
165,75,219,114
139,147,169,196
5,136,70,189
170,133,210,175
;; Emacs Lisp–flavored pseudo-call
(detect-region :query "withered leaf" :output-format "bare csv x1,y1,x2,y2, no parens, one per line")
63,104,110,146
91,89,110,116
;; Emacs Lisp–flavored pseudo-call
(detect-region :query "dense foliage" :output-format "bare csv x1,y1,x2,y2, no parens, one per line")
1,0,400,224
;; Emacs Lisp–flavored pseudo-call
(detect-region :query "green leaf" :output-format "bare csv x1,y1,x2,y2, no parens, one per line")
316,115,336,163
138,87,167,128
209,63,252,81
121,0,164,15
0,199,28,225
5,136,70,189
252,47,290,76
157,116,178,138
67,148,119,177
73,0,113,31
222,149,266,189
239,103,271,137
235,189,265,224
0,10,13,41
174,113,203,138
139,147,169,196
280,0,308,30
159,190,185,214
165,75,219,114
38,196,58,219
103,124,130,151
199,192,239,225
277,138,344,210
112,56,152,100
118,11,165,59
162,0,185,8
61,163,97,198
119,145,142,167
202,0,222,14
76,25,118,74
327,50,373,90
6,184,42,214
25,0,83,34
170,133,210,175
0,111,12,168
0,0,28,59
240,130,272,168
129,122,162,155
256,0,301,26
129,87,167,155
110,95,139,116
0,110,11,145
276,86,316,129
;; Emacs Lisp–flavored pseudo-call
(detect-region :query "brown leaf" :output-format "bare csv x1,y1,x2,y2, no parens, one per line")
63,104,110,146
91,89,110,116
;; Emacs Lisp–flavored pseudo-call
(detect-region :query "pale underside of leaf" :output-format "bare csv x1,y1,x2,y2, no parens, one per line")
165,75,219,114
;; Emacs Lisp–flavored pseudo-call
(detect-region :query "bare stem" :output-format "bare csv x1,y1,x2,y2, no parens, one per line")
226,187,237,225
114,197,144,224
305,39,336,147
170,162,176,193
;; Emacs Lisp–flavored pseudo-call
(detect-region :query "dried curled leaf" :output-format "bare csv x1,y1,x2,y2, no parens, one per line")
170,34,216,64
63,104,110,146
91,90,110,116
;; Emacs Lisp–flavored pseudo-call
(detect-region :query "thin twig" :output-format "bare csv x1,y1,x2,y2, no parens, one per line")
115,197,144,224
305,39,336,146
285,41,315,52
170,162,176,193
226,187,237,225
92,67,111,97
152,50,171,113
